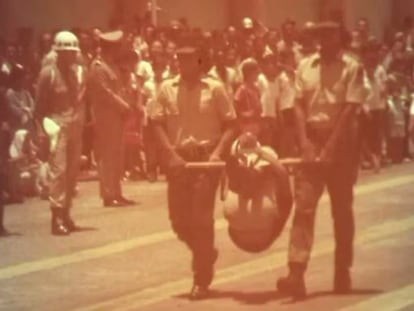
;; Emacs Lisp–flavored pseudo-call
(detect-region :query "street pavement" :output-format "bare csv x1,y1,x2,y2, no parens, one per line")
1,163,414,311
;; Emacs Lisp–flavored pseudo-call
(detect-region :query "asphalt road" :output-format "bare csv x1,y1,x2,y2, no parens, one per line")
1,163,414,311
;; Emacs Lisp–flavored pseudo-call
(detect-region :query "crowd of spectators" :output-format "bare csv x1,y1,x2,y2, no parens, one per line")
1,13,414,204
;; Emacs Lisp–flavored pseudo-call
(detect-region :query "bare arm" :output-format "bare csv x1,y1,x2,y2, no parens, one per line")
209,122,238,161
153,122,186,167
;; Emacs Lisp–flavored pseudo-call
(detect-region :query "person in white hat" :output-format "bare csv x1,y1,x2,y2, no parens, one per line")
88,30,136,207
35,31,86,236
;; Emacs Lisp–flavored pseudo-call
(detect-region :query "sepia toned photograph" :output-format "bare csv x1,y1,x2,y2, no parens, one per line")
0,0,413,310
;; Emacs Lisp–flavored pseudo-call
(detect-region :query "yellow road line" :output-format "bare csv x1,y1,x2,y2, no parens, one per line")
338,283,414,311
0,175,413,282
75,209,414,311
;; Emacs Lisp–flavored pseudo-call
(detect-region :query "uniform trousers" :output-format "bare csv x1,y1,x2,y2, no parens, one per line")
288,163,357,270
166,148,220,286
94,113,125,200
288,124,360,271
48,121,83,210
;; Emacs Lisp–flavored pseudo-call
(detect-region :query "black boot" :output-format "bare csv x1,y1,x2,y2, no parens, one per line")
276,262,307,299
190,249,218,300
63,208,81,232
334,268,352,294
51,208,70,236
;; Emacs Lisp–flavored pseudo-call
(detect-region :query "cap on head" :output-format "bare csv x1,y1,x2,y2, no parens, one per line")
176,35,199,56
314,21,340,34
99,30,124,48
54,31,80,52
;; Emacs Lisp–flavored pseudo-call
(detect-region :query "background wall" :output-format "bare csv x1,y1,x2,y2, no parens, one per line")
0,0,408,41
343,0,393,39
263,0,320,28
0,0,114,38
156,0,229,30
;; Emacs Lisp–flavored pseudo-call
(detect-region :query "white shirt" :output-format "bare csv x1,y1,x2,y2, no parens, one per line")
365,65,387,111
257,72,295,118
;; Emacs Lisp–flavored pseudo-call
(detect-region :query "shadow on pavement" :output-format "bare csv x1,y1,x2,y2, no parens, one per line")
175,288,383,305
71,227,98,233
176,289,288,305
0,231,22,238
281,288,383,305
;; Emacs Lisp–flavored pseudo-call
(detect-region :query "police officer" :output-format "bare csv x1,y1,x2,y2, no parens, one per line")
276,22,368,298
35,31,87,235
151,41,236,299
89,31,135,207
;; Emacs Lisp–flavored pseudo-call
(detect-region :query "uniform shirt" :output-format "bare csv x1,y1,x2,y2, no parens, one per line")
35,63,86,125
151,75,236,147
257,72,295,118
89,58,126,118
295,52,367,130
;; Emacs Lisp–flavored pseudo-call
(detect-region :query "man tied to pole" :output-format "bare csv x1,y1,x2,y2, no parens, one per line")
151,40,236,300
276,22,368,298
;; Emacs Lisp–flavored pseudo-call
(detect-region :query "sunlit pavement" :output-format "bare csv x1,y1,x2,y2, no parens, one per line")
1,163,414,311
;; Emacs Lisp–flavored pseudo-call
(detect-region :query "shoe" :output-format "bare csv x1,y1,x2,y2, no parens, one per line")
193,249,218,289
63,209,81,232
103,199,127,207
276,274,307,299
276,262,307,299
51,208,70,236
334,269,352,294
189,284,210,300
117,196,136,205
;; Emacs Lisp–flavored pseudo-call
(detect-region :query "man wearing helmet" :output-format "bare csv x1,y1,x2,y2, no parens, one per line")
35,31,86,236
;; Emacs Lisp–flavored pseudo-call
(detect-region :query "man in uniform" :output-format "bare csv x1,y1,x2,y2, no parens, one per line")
151,41,236,299
35,31,86,235
276,22,368,298
89,31,135,207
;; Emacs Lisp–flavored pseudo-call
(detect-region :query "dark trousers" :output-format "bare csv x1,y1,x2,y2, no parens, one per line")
0,169,6,230
167,162,220,286
288,122,359,271
143,123,160,175
369,109,386,158
288,163,357,270
94,116,125,200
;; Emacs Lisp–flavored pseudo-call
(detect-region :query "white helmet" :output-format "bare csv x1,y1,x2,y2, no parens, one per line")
54,31,80,52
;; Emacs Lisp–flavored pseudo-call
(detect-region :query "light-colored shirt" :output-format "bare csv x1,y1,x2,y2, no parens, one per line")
208,66,238,98
365,65,387,111
257,72,295,118
295,52,368,129
142,77,163,126
151,75,236,147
